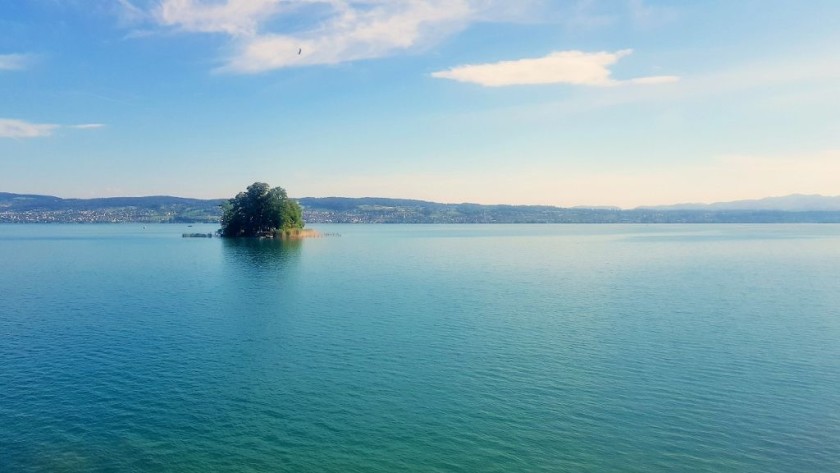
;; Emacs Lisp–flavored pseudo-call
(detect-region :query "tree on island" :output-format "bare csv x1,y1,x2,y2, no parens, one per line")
219,182,304,237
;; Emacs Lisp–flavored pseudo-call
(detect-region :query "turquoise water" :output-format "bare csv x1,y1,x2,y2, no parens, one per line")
1,224,839,472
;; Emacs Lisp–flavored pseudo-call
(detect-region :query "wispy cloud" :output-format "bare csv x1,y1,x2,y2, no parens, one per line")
557,0,677,32
626,0,678,29
156,0,280,36
0,119,105,139
115,0,150,25
0,119,58,138
139,0,540,73
71,123,107,130
431,50,678,87
0,54,33,71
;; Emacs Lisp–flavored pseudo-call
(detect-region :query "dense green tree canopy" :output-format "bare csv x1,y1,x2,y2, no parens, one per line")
220,182,304,237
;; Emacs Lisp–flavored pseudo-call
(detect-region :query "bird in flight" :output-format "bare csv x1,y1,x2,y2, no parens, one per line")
298,48,302,55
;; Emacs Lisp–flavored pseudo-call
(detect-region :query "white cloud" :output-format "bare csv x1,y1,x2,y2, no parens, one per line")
132,1,679,76
147,0,522,73
0,119,106,139
431,49,678,87
0,54,32,71
436,50,840,125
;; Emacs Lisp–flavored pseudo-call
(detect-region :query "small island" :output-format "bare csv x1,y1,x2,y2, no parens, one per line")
219,182,319,239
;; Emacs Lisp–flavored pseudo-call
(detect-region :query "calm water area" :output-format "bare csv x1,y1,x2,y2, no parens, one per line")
1,223,839,472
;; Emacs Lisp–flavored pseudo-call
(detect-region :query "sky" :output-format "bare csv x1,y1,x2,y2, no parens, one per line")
1,0,838,208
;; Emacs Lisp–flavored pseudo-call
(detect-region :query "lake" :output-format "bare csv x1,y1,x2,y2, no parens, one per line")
1,224,839,472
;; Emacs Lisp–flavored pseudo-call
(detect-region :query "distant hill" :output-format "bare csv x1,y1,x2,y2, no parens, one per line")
0,192,224,223
0,192,225,211
638,194,840,212
296,196,840,224
2,192,840,224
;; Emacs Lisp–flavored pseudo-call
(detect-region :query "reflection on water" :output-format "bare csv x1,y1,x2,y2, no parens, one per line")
221,237,302,272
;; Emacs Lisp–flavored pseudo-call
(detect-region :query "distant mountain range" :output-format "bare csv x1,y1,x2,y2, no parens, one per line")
2,192,840,224
638,194,840,212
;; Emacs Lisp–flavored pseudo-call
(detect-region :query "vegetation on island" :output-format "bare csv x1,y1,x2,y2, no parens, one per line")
219,182,304,237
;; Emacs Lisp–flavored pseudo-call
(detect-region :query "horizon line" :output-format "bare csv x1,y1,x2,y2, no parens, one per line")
2,190,839,211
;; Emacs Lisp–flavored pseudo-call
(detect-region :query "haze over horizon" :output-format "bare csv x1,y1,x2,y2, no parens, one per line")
5,190,840,213
1,1,838,208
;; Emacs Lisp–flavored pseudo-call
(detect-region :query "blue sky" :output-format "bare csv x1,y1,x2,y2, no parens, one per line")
1,0,838,207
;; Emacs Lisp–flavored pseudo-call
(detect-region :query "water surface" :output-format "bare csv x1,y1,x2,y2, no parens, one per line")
1,224,839,472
